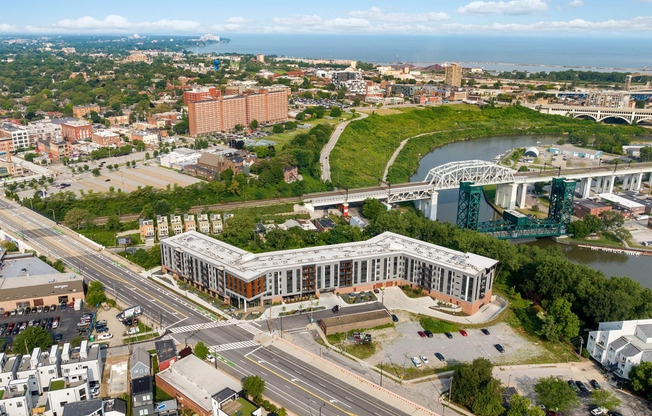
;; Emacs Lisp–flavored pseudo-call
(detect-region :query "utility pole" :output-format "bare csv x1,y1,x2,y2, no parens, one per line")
380,362,383,387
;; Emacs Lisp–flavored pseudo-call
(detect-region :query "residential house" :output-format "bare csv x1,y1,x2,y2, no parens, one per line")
210,214,223,234
170,216,183,236
586,319,652,379
0,378,37,416
59,342,103,383
0,354,21,388
154,340,177,372
36,345,61,393
139,219,155,241
129,349,150,380
197,214,210,234
314,218,336,232
156,215,169,239
183,214,196,233
349,216,369,229
62,398,127,416
47,377,91,416
131,375,154,416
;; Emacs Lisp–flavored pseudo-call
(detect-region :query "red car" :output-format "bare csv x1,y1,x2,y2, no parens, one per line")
418,331,426,338
459,329,468,336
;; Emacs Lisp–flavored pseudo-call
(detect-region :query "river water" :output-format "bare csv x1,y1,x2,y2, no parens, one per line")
409,134,651,286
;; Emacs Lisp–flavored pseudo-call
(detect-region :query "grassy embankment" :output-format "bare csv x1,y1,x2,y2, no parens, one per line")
329,105,647,188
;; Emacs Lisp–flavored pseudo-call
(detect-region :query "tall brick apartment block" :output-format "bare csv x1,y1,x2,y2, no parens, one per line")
188,89,288,136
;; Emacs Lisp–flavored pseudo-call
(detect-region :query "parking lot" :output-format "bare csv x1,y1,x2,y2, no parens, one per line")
369,320,547,368
0,305,93,351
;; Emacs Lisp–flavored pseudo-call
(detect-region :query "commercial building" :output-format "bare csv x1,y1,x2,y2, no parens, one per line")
445,63,462,88
586,319,652,379
0,252,84,311
37,139,72,161
585,92,631,109
92,130,122,147
59,120,93,141
155,355,261,416
0,123,30,151
131,130,159,146
187,89,288,136
72,104,100,119
548,144,602,159
573,199,612,219
598,193,646,216
161,231,498,315
319,310,392,336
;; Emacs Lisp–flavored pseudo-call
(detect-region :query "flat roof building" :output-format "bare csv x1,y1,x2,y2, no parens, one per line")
161,231,498,315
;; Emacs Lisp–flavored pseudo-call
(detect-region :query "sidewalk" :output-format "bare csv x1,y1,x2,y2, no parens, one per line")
382,287,508,324
257,292,345,322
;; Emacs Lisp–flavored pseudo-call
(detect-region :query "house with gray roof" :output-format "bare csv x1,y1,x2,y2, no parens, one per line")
586,318,652,378
129,349,150,380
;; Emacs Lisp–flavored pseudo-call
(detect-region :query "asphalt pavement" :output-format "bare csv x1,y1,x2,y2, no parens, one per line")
0,197,419,416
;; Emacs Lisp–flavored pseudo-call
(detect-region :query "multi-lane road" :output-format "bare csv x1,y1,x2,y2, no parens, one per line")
0,198,416,416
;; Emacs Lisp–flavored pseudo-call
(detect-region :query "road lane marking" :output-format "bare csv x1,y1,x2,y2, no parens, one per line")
244,355,356,416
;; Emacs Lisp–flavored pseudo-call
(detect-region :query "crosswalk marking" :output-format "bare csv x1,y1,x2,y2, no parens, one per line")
238,323,263,335
209,340,259,352
168,320,229,334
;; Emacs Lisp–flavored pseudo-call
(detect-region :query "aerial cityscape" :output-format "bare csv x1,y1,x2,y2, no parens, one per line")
0,1,651,416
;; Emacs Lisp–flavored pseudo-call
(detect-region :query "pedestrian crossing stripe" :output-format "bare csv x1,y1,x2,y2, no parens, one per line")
238,323,263,335
168,320,229,333
209,340,259,352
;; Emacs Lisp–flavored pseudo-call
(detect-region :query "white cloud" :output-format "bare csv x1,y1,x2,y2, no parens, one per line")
224,17,254,24
24,14,203,33
458,0,548,15
210,16,256,32
271,14,373,33
348,6,449,23
569,0,584,6
0,23,17,32
445,16,652,32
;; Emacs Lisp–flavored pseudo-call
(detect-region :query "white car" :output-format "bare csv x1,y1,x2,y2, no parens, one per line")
97,333,113,340
411,357,422,368
420,355,429,364
207,355,216,363
126,327,140,335
590,408,607,416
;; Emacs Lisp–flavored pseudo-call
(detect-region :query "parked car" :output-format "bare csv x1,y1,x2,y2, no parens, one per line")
3,312,10,318
417,331,426,338
77,321,90,327
568,380,578,391
494,344,505,353
52,318,60,329
97,333,113,340
410,357,422,368
444,332,453,339
435,352,445,361
459,329,468,337
126,326,140,335
96,327,108,333
331,305,340,313
207,355,216,363
59,302,66,310
607,411,622,416
481,328,490,335
37,306,43,313
590,379,601,390
420,355,429,364
590,407,607,416
576,380,588,393
25,307,31,314
96,320,107,326
18,308,24,315
55,334,62,342
50,305,57,312
424,330,433,338
391,314,399,322
43,306,50,313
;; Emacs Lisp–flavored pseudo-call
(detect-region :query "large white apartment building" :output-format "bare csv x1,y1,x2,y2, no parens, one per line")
586,319,652,379
161,231,498,315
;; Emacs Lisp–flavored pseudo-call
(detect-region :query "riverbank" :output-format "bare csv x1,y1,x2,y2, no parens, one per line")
329,104,647,188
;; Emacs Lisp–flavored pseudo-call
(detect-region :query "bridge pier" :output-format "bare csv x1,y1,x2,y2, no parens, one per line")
517,183,527,208
606,176,615,194
623,175,630,190
495,183,518,210
594,177,603,193
630,173,643,192
417,191,439,220
581,178,592,199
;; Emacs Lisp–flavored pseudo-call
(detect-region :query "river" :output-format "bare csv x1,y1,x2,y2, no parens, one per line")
409,134,651,287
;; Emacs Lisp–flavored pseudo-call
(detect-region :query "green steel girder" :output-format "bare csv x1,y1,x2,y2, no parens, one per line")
548,178,576,225
456,182,483,230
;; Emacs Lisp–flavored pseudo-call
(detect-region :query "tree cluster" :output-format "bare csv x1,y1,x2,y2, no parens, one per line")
450,358,504,416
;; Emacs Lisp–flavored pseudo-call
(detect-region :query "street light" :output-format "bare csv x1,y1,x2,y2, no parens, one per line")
51,209,56,223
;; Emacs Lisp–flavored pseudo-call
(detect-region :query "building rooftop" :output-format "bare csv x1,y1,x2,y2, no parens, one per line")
130,348,150,369
610,337,628,350
155,340,177,363
164,231,498,281
575,199,610,210
598,193,645,210
132,375,152,395
62,399,103,416
638,324,652,338
0,273,83,302
0,256,58,278
93,130,119,137
49,379,66,391
62,120,91,127
156,355,240,412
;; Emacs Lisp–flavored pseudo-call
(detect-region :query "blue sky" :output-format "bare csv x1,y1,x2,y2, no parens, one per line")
1,0,652,35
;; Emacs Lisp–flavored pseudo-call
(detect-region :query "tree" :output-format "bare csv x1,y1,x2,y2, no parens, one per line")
91,168,100,177
24,153,37,162
242,375,265,402
533,182,546,194
590,389,621,410
330,106,342,117
539,298,580,341
272,124,284,134
234,124,244,132
506,394,544,416
172,118,189,135
249,120,259,130
568,220,589,238
1,241,17,252
600,211,625,231
14,327,53,354
86,281,107,306
106,215,121,231
451,358,504,416
635,99,646,109
640,146,652,162
64,208,91,230
194,341,210,360
362,198,386,222
630,361,652,400
583,214,603,234
518,166,529,172
534,376,579,413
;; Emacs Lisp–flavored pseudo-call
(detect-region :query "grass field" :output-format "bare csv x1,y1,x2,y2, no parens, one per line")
263,111,356,146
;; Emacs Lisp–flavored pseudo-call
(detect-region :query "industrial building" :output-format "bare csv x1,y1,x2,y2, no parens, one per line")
0,251,85,311
160,231,498,315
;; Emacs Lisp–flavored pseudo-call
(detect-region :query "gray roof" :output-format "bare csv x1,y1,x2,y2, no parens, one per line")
155,340,177,363
130,348,150,369
212,387,238,403
637,324,652,338
619,343,642,357
62,399,103,416
0,256,57,277
132,375,153,395
609,337,629,350
198,152,221,167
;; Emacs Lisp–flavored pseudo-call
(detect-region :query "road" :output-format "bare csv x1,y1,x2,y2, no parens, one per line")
320,112,368,182
0,198,415,416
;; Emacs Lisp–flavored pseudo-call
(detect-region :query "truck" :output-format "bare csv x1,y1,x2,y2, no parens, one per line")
74,299,83,311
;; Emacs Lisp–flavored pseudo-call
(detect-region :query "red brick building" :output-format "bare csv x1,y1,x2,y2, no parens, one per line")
183,87,220,105
61,120,92,141
573,199,612,219
37,140,72,161
92,130,122,146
